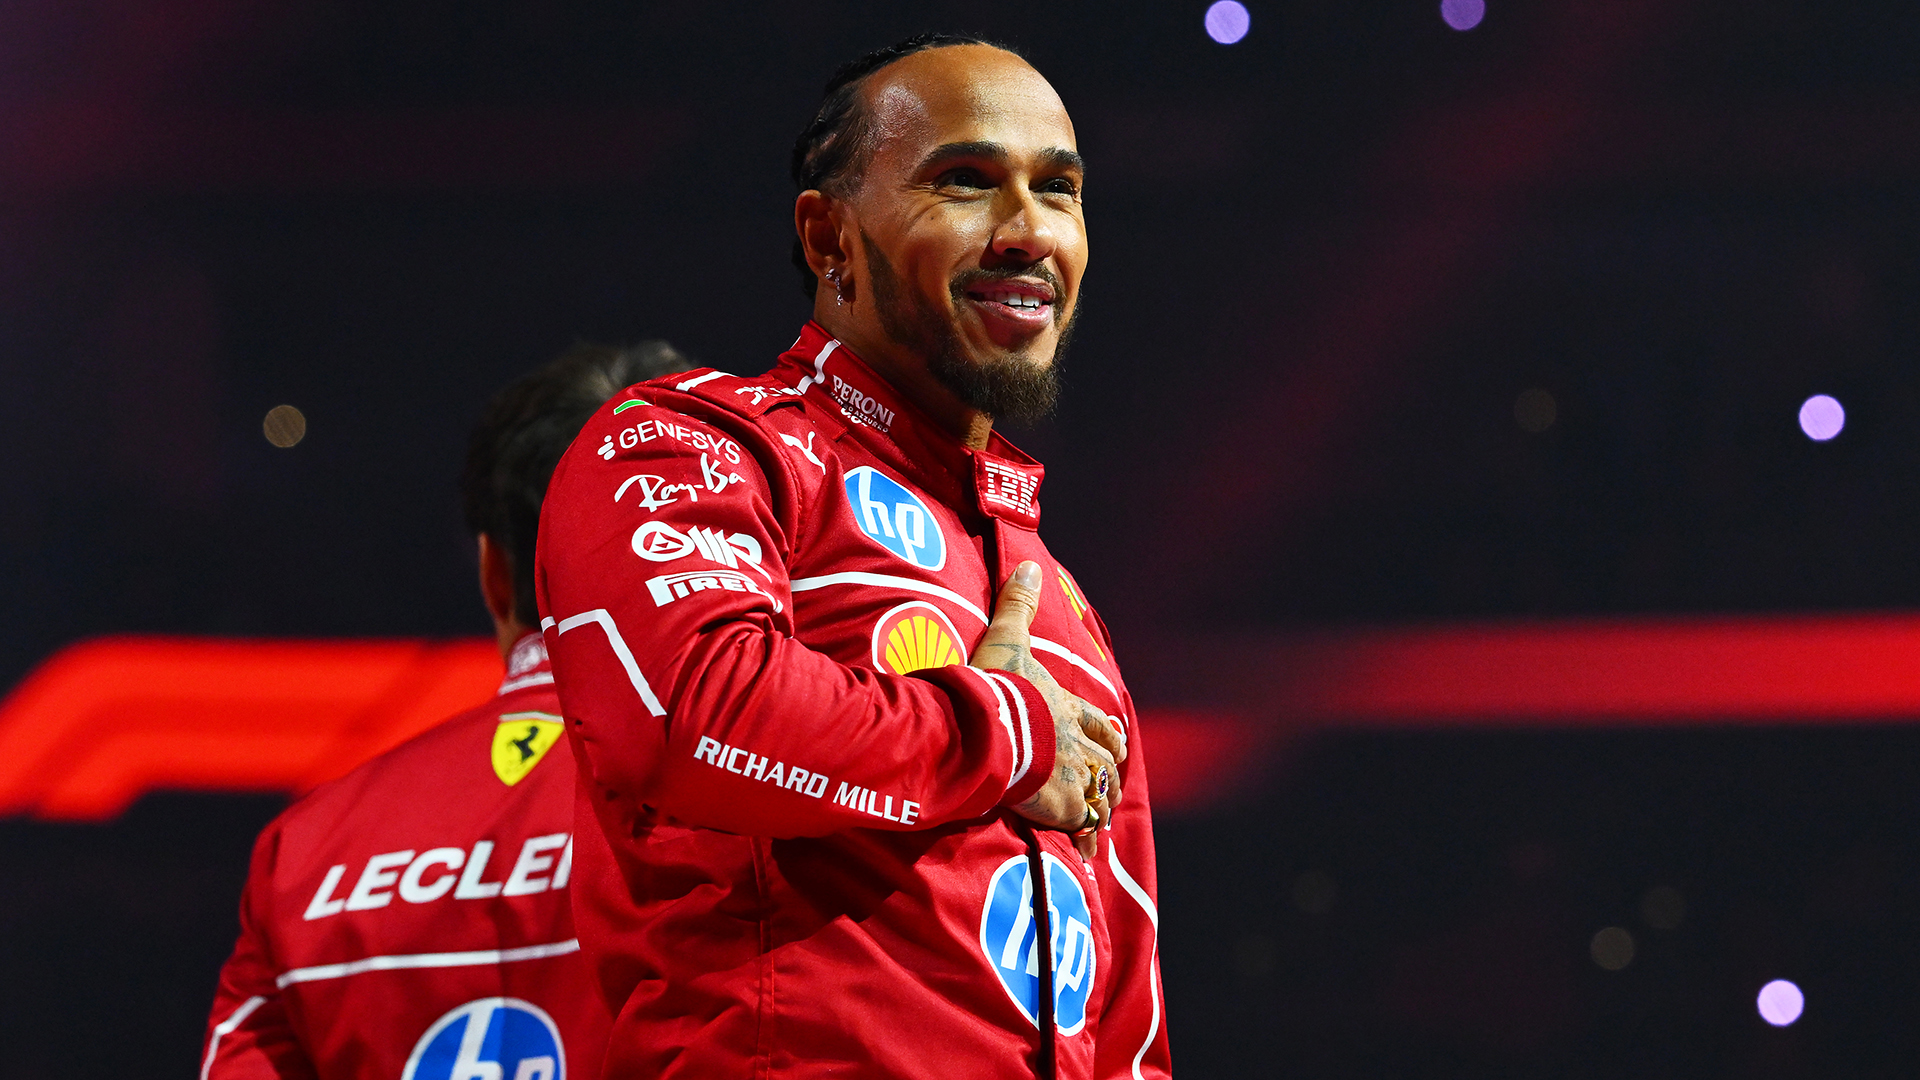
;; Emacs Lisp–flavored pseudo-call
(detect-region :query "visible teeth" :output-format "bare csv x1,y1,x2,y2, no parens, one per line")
984,291,1042,309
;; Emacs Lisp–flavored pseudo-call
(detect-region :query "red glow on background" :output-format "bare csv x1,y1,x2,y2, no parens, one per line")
1235,614,1920,724
0,637,499,820
8,613,1920,820
1130,711,1274,813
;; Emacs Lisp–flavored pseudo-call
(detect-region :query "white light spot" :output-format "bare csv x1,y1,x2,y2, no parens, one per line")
1205,1,1251,44
1757,979,1804,1026
1798,394,1845,441
1441,0,1486,31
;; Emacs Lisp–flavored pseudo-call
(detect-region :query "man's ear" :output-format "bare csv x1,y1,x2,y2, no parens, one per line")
794,190,851,285
477,533,516,626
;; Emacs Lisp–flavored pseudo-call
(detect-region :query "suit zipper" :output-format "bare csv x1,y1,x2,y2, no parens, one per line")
1019,822,1057,1079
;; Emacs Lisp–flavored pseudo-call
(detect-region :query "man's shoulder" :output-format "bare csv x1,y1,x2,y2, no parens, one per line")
269,686,570,846
648,367,812,420
640,367,853,454
571,364,848,482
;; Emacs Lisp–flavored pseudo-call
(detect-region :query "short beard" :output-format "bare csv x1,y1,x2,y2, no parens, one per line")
861,232,1074,427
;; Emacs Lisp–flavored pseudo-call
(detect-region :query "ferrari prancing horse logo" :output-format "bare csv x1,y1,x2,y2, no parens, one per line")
492,711,564,786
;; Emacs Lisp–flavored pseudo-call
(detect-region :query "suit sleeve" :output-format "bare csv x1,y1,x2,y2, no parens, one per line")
535,396,1054,838
1094,693,1172,1080
202,825,317,1080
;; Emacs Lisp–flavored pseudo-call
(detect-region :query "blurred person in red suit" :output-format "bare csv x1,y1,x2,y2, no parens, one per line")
201,340,693,1080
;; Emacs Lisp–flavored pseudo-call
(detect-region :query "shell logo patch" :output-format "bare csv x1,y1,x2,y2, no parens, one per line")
492,712,564,786
872,601,966,675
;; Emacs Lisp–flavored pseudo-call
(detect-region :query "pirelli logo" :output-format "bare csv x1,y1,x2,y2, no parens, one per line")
645,570,782,613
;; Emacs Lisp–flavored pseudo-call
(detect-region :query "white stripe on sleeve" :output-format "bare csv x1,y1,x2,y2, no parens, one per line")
961,666,1020,787
201,995,270,1080
275,939,580,988
981,671,1035,789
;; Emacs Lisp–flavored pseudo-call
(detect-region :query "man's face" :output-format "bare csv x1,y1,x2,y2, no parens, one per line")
842,46,1087,421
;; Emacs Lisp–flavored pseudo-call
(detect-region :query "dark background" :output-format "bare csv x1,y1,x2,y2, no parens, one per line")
4,0,1918,1074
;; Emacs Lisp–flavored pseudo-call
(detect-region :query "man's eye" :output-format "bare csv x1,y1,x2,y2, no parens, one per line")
1040,178,1080,197
938,168,988,190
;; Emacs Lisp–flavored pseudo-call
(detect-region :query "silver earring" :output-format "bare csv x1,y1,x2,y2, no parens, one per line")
827,267,846,305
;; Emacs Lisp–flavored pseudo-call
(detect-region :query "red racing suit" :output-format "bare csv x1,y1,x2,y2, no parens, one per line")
536,322,1169,1078
202,635,611,1080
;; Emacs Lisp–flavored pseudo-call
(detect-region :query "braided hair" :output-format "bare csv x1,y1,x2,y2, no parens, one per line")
788,32,1017,298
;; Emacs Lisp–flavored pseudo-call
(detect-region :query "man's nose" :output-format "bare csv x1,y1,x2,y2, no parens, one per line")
987,185,1058,266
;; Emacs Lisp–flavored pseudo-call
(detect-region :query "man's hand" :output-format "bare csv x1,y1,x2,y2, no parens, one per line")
970,561,1127,859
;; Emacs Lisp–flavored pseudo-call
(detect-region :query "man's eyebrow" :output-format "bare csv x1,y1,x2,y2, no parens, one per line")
917,141,1009,172
916,141,1086,176
1037,147,1086,175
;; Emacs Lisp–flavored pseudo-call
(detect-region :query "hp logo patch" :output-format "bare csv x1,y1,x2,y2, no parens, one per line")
402,998,564,1080
979,853,1097,1035
844,466,946,570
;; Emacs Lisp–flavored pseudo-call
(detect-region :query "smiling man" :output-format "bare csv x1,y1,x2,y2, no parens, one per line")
537,34,1169,1078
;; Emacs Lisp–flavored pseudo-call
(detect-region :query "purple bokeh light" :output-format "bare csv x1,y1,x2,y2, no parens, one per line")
1205,1,1251,44
1757,979,1804,1027
1441,0,1486,31
1799,394,1845,441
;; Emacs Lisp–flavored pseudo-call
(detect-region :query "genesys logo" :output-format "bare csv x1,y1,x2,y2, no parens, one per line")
872,601,965,675
645,570,782,614
630,522,769,580
597,415,743,464
980,852,1097,1036
844,466,946,570
402,998,564,1080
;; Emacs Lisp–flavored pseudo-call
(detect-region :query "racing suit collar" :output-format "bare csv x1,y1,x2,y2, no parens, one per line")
497,630,554,696
779,321,1047,531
